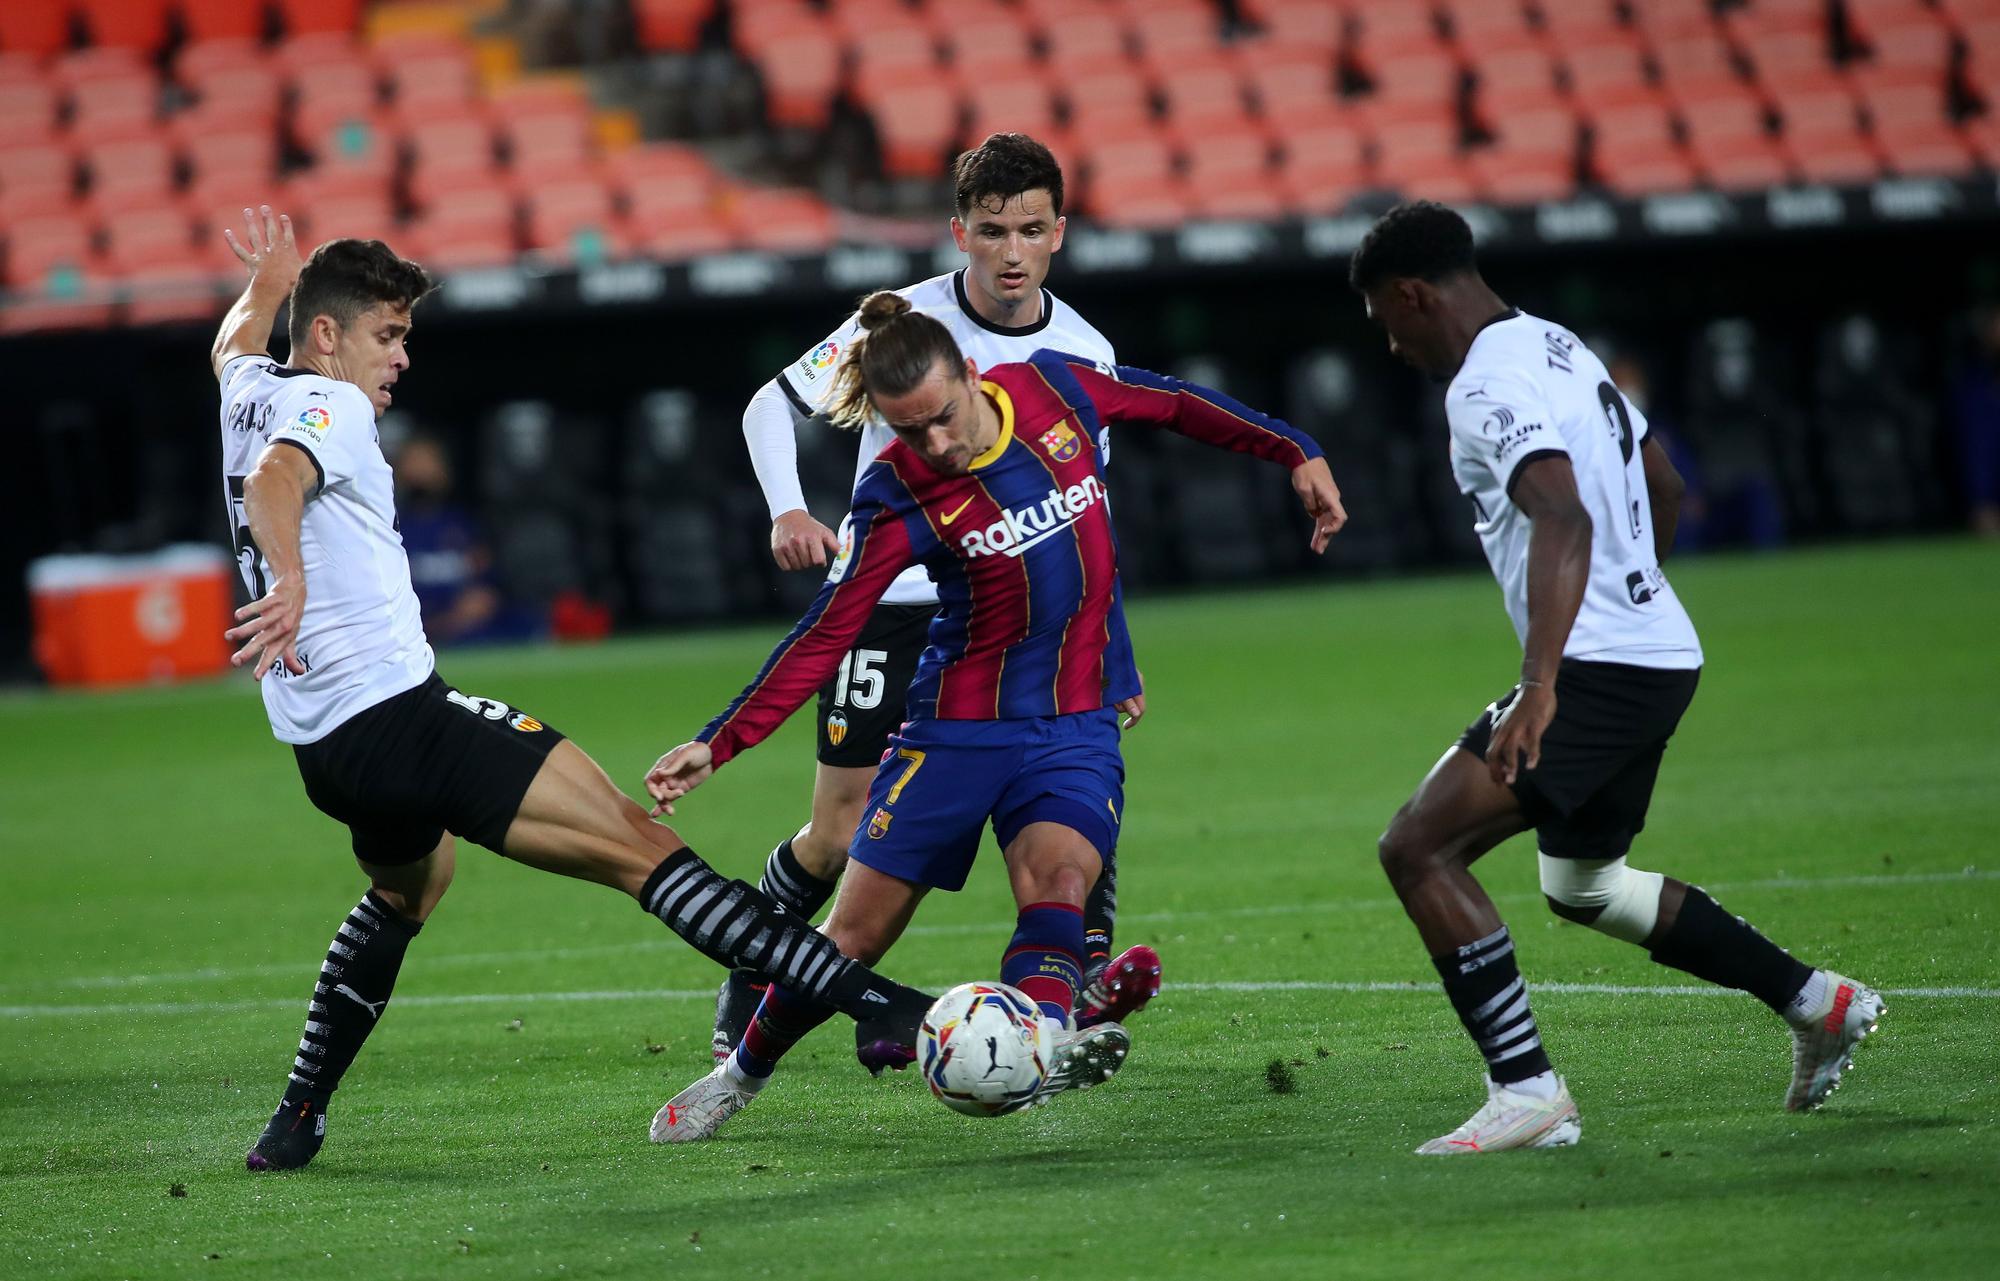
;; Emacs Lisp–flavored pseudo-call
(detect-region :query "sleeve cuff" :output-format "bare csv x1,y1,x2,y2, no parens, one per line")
1504,448,1569,502
775,371,817,420
270,437,325,497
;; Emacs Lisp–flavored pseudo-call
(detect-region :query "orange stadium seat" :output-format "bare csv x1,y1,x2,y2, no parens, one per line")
1692,132,1794,190
943,8,1036,80
1195,175,1287,222
1850,5,1954,74
0,3,73,58
179,117,280,186
178,36,270,82
1471,42,1561,101
1539,0,1623,43
275,0,362,39
295,106,396,181
1562,33,1652,105
1467,143,1578,204
1,142,80,205
1238,46,1339,122
636,217,737,262
179,0,267,43
1593,139,1699,196
1733,25,1832,84
1674,80,1769,144
1364,43,1461,108
379,42,478,119
1181,117,1274,188
1629,0,1718,38
864,77,962,179
1478,94,1579,160
1650,25,1737,88
1063,64,1153,133
291,57,379,118
1350,2,1443,61
963,75,1060,147
102,206,196,273
1156,63,1248,130
730,187,835,254
850,26,940,85
52,46,151,86
399,219,521,272
1771,81,1882,185
1447,1,1535,47
83,136,175,213
824,0,915,46
1084,170,1196,228
283,178,395,242
271,32,365,80
1041,10,1128,77
633,0,716,53
525,177,629,262
1378,149,1482,204
502,110,594,185
4,215,98,286
0,79,59,148
78,0,172,52
1128,4,1224,73
0,181,76,223
749,31,841,130
1083,125,1175,190
67,75,161,145
412,180,514,236
124,260,225,323
406,115,497,187
1245,0,1340,55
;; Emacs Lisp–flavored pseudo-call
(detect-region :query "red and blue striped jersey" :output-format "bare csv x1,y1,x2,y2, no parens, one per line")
698,349,1324,767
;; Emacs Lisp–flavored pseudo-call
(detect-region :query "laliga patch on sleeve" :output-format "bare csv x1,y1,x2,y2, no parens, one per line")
1091,359,1120,381
796,339,841,385
826,515,856,584
290,404,333,444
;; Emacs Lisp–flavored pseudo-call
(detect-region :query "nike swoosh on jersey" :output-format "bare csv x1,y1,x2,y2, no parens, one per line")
939,496,977,525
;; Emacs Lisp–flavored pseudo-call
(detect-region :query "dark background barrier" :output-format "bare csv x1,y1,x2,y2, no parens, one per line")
4,213,1998,680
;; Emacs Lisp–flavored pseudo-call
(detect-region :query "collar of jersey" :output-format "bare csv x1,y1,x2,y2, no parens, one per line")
954,269,1053,336
969,380,1015,470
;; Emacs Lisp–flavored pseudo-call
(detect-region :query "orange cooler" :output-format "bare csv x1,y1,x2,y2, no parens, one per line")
29,545,235,687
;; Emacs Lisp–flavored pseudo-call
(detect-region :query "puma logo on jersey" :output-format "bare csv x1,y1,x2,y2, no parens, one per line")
958,476,1106,559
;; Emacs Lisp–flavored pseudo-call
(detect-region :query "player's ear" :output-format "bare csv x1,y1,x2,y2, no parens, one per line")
309,312,341,356
963,356,979,385
1396,278,1428,314
1049,215,1065,253
950,216,969,252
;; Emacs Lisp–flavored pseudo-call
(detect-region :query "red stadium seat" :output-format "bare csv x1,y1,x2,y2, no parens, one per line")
291,58,379,119
637,214,736,262
1467,144,1578,204
1129,4,1224,73
412,179,515,235
1082,126,1175,189
78,0,172,52
525,176,627,260
0,79,59,148
633,0,717,53
1042,11,1128,77
270,32,364,80
274,0,361,39
1848,4,1953,71
1350,2,1443,60
67,76,161,144
850,26,940,85
825,0,916,46
1593,141,1700,196
1854,65,1951,135
178,36,268,80
83,137,175,213
1478,95,1579,161
1874,119,1977,177
943,10,1035,79
1562,33,1651,106
1590,92,1676,155
3,215,98,286
1965,113,2000,168
622,171,718,239
1235,43,1337,120
1471,42,1561,101
1063,64,1153,133
0,4,72,58
283,179,395,243
125,261,226,324
749,32,841,130
380,44,478,118
730,187,835,254
399,218,521,272
1631,0,1721,38
0,181,76,222
1650,26,1737,88
1180,118,1274,189
962,75,1059,147
1735,26,1833,84
0,141,77,194
1448,1,1536,47
864,78,963,180
102,206,196,273
1539,0,1623,45
1247,0,1339,55
1691,133,1795,190
1673,82,1770,146
732,0,813,58
52,47,151,87
179,117,280,187
1083,170,1196,229
1361,43,1460,106
294,108,397,182
179,0,267,43
1193,175,1287,222
1275,113,1368,192
1374,149,1482,204
502,110,595,185
1156,63,1248,130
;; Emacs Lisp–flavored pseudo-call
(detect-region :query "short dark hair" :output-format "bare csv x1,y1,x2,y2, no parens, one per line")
1347,201,1477,293
952,132,1064,218
288,238,434,349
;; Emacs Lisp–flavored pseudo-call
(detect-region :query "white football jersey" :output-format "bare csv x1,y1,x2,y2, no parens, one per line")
1446,310,1703,670
777,269,1116,605
218,354,434,743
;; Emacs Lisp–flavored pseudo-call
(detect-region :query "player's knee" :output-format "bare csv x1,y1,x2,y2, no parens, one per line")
1538,853,1662,944
1376,816,1430,889
793,822,853,878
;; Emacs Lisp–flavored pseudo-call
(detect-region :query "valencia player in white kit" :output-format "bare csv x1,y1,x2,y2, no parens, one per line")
1348,203,1883,1154
716,135,1159,1058
213,208,935,1171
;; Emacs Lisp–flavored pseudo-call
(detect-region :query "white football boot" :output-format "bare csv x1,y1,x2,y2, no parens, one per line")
650,1065,758,1143
1032,1021,1131,1104
1416,1076,1582,1155
1784,972,1884,1112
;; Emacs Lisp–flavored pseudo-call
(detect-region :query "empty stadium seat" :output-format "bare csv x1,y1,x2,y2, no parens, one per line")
1468,144,1579,203
632,0,717,53
1063,64,1153,133
77,0,172,52
637,215,736,261
1235,43,1338,120
863,78,962,180
275,0,362,39
406,115,498,188
1181,118,1274,189
68,76,161,145
729,187,834,253
84,137,176,213
1593,141,1700,196
502,110,595,185
1471,42,1562,101
1085,170,1196,228
179,117,281,188
1041,10,1127,76
102,206,196,274
4,215,98,286
1246,0,1339,54
0,3,72,58
963,76,1060,147
1156,63,1248,130
0,78,59,149
180,0,267,43
942,9,1035,79
1693,134,1795,190
1129,4,1224,73
748,30,841,130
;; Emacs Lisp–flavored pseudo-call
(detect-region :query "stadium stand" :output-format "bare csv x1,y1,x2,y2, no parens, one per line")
0,0,1994,331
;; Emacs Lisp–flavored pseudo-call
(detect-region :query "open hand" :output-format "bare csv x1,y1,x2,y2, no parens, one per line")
223,573,307,680
224,205,302,293
645,741,715,816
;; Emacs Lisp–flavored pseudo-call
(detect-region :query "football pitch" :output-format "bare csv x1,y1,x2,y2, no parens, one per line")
2,538,1996,1281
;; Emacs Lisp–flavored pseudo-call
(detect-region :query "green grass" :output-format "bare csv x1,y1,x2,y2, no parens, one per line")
2,539,1997,1280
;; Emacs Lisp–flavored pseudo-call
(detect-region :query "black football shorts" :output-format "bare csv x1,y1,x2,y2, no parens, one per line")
1458,659,1701,861
293,672,567,865
814,602,935,768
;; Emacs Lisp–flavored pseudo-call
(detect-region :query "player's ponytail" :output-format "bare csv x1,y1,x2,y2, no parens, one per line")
827,290,967,431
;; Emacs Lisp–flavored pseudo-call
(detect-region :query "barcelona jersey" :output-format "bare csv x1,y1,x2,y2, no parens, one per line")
698,350,1323,767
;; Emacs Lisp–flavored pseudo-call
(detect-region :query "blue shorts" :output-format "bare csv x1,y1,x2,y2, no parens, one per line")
847,710,1125,892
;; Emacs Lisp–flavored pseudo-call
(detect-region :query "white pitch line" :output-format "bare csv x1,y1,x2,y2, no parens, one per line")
15,866,1993,994
3,978,1994,1021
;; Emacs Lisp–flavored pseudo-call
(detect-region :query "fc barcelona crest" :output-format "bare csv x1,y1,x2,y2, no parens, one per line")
826,710,849,747
867,807,892,839
1038,421,1081,463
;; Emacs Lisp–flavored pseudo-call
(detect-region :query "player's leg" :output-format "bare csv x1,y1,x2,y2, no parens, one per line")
499,737,929,1027
1536,739,1882,1111
247,829,452,1171
655,858,932,1143
711,762,871,1060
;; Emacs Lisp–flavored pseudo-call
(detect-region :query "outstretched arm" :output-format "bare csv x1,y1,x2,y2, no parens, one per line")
1064,359,1348,550
212,206,302,380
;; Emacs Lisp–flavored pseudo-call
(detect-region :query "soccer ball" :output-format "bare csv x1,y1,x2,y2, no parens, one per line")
917,981,1054,1117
